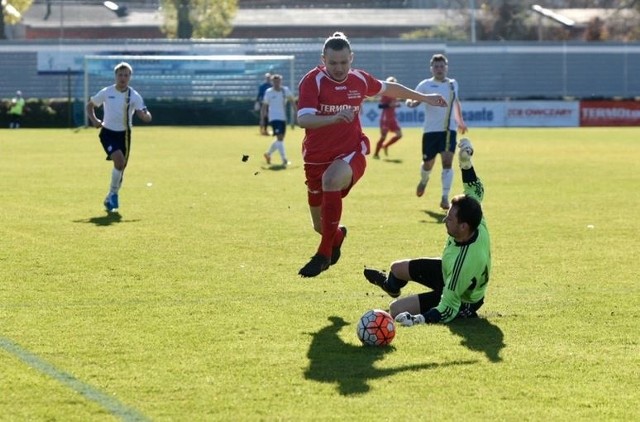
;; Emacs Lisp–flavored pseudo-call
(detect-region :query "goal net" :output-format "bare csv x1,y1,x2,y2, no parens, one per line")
82,54,295,123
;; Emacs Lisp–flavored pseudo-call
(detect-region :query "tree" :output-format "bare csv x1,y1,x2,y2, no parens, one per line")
477,0,537,41
161,0,237,39
1,0,33,40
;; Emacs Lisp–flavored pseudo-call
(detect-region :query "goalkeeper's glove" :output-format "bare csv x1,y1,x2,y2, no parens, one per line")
394,312,426,327
458,138,474,170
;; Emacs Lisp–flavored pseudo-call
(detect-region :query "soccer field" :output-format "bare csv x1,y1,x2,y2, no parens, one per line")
1,126,639,420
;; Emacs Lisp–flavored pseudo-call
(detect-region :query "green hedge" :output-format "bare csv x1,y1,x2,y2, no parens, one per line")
0,98,260,128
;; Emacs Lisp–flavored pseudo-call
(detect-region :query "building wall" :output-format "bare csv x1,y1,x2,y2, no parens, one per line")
1,39,639,101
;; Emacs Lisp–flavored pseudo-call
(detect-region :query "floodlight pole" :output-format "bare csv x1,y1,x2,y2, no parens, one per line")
469,0,476,43
59,0,64,39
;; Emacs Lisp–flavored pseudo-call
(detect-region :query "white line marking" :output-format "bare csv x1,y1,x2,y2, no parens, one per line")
0,336,148,421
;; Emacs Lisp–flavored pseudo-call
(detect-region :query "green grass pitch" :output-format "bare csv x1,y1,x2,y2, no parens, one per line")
1,126,639,420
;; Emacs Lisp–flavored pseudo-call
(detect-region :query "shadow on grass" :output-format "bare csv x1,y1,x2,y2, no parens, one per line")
304,316,477,396
447,317,505,363
259,164,300,172
382,158,403,164
420,209,446,224
73,212,140,227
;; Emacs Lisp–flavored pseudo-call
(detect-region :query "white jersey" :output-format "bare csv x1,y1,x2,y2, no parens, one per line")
90,85,146,131
414,77,460,133
263,86,293,122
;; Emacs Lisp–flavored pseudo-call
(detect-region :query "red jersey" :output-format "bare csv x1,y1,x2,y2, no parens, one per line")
297,66,383,164
379,95,400,131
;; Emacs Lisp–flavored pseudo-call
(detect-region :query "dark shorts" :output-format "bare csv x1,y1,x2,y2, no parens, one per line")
270,120,286,137
422,130,457,161
9,113,22,124
408,257,484,318
99,127,131,160
304,150,367,207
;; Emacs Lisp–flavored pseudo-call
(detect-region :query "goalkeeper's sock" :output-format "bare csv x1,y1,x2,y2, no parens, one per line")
110,168,123,194
386,272,408,291
441,168,454,198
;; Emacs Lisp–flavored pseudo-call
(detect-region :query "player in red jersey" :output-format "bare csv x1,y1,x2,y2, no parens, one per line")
297,32,448,277
373,76,403,159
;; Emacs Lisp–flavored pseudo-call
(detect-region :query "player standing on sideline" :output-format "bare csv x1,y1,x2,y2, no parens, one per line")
262,74,297,166
255,72,272,135
86,62,152,212
8,90,25,129
296,32,448,278
364,139,490,325
373,76,403,159
407,54,467,210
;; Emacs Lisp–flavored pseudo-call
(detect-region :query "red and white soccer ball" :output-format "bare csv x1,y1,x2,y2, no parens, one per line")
356,309,396,346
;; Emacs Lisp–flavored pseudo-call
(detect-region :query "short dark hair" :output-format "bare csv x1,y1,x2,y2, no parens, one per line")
323,32,351,54
451,194,483,232
430,54,448,66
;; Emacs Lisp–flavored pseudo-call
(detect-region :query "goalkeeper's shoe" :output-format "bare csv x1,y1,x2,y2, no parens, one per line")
395,312,426,327
298,254,330,278
364,268,400,298
330,226,347,265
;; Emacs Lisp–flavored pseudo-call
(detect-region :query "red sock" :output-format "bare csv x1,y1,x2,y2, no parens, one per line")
318,191,342,258
332,225,345,247
374,138,385,155
384,135,401,148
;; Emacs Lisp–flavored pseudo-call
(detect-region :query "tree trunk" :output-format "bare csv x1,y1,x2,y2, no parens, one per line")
177,0,193,39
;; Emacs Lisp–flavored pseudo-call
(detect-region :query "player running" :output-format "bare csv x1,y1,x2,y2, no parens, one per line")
86,62,152,212
364,138,491,325
407,54,467,210
296,32,447,278
262,74,297,166
373,76,403,159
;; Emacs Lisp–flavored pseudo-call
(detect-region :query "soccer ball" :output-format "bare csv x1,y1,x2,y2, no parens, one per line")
356,309,396,346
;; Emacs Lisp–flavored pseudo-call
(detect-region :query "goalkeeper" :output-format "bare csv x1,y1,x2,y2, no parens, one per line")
364,138,491,326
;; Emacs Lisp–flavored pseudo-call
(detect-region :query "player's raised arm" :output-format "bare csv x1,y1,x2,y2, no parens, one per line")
458,138,484,204
383,81,447,107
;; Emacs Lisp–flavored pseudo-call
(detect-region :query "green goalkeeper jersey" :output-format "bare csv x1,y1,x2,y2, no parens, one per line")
436,174,491,323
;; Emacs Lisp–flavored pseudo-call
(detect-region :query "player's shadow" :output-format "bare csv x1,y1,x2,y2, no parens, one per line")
73,212,140,227
447,317,505,363
420,209,446,224
260,164,299,171
304,316,477,396
382,158,403,164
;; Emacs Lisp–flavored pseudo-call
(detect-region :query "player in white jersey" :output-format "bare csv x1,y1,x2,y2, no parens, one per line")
261,74,297,166
407,54,467,210
86,62,152,212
